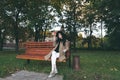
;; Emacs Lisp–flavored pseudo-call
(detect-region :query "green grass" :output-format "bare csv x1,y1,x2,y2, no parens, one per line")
0,50,120,80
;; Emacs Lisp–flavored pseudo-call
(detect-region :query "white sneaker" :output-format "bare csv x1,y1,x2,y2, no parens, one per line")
54,71,58,74
48,72,56,78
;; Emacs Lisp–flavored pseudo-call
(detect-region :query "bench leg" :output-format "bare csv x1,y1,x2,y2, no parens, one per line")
67,57,71,68
27,59,30,64
68,57,71,67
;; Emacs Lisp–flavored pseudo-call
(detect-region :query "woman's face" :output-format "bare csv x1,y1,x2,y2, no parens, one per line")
58,33,63,39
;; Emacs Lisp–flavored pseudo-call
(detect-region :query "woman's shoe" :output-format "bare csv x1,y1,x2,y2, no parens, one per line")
48,72,56,78
54,71,58,74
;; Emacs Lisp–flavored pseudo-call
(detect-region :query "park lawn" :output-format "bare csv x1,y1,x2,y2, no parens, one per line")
0,50,120,80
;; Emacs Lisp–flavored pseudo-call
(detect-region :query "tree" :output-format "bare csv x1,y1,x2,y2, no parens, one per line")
88,0,120,49
4,0,28,51
78,1,97,49
26,0,62,41
58,0,83,50
0,0,8,51
0,0,4,51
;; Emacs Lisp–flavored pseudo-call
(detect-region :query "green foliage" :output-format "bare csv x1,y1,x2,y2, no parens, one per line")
85,0,120,49
108,31,120,49
0,0,120,50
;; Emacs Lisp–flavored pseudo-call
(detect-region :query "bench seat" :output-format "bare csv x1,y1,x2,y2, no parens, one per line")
16,54,46,60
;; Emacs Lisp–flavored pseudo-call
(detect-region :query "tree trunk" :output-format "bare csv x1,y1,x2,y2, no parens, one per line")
43,26,47,41
34,25,41,42
0,30,3,51
0,28,5,51
100,20,103,48
88,24,92,49
14,21,19,52
14,12,20,52
35,29,39,42
73,1,76,51
73,27,76,51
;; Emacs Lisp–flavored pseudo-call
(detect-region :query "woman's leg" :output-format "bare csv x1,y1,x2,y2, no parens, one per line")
48,51,59,77
51,51,59,73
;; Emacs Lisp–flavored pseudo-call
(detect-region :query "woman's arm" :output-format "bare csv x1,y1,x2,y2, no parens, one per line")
63,40,70,53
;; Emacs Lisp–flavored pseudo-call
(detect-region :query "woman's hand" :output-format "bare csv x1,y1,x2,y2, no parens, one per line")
63,49,67,53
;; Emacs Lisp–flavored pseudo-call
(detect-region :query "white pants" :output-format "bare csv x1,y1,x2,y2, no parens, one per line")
51,51,60,73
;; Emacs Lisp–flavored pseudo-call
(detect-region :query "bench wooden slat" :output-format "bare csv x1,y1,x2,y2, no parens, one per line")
16,54,46,60
25,48,52,55
16,41,69,63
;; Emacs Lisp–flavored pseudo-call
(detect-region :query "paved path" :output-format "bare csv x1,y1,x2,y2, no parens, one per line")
0,70,63,80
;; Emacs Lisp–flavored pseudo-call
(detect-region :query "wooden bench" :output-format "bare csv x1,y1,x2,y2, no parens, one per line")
16,42,71,65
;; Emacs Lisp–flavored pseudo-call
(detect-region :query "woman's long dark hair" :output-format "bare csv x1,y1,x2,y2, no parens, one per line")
56,31,66,46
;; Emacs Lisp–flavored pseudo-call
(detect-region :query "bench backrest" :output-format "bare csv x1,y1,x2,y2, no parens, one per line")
25,42,54,55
